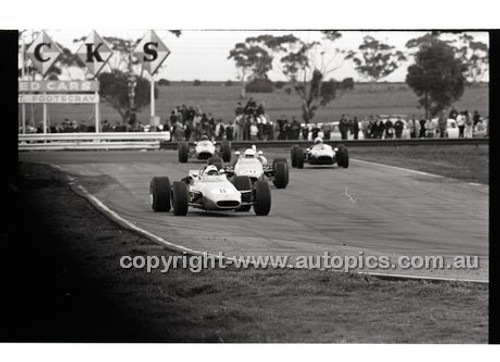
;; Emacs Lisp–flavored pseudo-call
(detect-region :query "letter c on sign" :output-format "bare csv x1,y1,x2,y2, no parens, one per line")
34,43,51,62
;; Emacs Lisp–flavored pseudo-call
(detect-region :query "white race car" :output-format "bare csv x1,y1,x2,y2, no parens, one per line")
291,138,349,169
178,135,231,164
150,165,271,216
224,146,289,189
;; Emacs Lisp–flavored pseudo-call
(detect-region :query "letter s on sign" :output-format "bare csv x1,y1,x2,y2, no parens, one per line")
143,42,158,61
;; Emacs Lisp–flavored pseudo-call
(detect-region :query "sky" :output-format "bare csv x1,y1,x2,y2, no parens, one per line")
20,29,489,83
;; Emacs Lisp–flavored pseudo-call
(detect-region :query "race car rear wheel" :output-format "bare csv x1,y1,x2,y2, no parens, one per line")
178,142,189,163
291,145,299,167
207,156,223,170
293,146,305,169
221,141,232,163
232,176,252,212
150,177,171,212
171,181,189,216
272,158,289,189
253,180,271,216
337,144,349,168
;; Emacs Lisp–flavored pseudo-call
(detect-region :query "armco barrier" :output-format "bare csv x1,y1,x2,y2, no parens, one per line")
160,138,489,150
18,132,171,151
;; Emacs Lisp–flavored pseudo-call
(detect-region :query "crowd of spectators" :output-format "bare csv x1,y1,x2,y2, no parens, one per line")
21,102,487,141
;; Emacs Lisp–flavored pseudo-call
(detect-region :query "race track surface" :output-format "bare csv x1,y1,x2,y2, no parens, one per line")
19,149,489,281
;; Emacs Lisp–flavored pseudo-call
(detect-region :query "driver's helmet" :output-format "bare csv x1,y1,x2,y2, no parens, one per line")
200,135,209,141
314,137,323,145
204,165,219,176
244,148,257,158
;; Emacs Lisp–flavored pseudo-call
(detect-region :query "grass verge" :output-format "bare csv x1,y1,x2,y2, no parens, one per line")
0,162,488,343
350,144,489,185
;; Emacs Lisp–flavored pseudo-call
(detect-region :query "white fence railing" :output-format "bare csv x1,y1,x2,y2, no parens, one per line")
18,132,171,151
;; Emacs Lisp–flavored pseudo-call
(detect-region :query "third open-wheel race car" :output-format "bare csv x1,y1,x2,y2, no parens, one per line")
178,135,231,164
149,164,272,216
290,137,349,169
223,146,289,189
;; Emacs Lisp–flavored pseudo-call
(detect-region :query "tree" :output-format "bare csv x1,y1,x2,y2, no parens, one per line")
406,31,488,84
252,32,353,122
228,42,274,98
406,37,466,119
346,35,406,84
98,69,154,123
453,33,489,84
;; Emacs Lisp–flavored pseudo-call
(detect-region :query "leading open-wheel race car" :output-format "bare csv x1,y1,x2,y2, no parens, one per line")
149,165,272,216
178,135,231,164
224,146,289,189
291,137,349,169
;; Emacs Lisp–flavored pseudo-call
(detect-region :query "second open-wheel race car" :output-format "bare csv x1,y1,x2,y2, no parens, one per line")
224,146,289,189
178,135,231,164
291,137,349,169
149,165,272,216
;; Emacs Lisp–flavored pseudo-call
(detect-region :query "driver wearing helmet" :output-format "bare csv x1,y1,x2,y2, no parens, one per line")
314,136,323,145
203,165,220,176
244,148,257,158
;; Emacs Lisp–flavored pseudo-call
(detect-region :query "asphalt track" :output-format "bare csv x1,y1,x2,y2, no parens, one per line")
19,149,489,281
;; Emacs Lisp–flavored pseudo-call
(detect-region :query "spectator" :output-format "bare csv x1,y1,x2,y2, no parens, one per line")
385,119,394,139
448,106,458,120
394,118,404,139
425,118,437,138
277,115,288,140
407,116,418,138
339,115,349,140
456,112,466,138
419,118,427,138
473,110,481,126
102,119,112,132
291,117,301,140
184,120,193,141
249,121,259,141
437,110,447,138
172,121,185,141
226,122,234,141
301,124,308,141
464,112,474,138
323,122,332,140
215,119,225,141
351,117,359,140
361,117,370,139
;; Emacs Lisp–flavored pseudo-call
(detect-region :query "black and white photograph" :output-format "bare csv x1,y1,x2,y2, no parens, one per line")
1,1,496,359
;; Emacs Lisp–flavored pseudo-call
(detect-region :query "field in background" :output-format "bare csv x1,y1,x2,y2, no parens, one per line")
19,82,489,128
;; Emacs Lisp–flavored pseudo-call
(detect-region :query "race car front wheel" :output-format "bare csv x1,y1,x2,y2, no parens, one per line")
150,177,171,212
272,158,289,189
253,180,271,216
178,142,189,163
171,181,189,216
221,141,232,163
337,144,349,168
293,146,305,169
